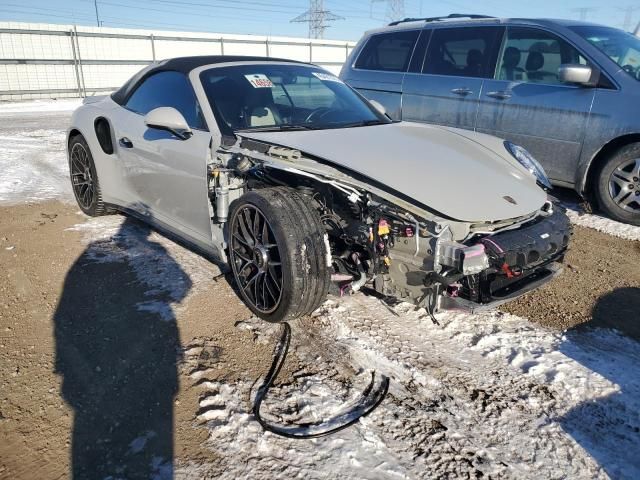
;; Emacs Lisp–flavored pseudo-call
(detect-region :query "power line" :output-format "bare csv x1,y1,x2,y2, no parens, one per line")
3,3,95,19
1,0,379,37
95,0,298,16
0,6,95,22
291,0,344,39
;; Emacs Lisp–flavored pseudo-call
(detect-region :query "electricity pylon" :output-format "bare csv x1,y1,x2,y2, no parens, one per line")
291,0,344,39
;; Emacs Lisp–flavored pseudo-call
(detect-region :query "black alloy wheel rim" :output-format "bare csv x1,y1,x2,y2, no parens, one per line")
70,143,95,209
230,205,283,314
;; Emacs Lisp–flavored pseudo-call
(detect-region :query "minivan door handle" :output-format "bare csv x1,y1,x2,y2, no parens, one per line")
119,137,133,148
451,87,473,96
486,90,512,100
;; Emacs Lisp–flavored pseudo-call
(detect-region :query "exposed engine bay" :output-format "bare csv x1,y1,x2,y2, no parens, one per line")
207,137,571,314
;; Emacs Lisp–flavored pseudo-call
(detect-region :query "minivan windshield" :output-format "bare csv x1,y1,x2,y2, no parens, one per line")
199,64,390,133
571,26,640,81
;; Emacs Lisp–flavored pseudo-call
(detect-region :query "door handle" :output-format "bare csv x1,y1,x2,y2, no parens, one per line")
119,137,133,148
451,87,473,96
486,91,512,100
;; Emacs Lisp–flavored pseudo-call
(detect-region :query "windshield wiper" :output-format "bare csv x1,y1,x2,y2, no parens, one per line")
338,119,389,128
236,124,317,132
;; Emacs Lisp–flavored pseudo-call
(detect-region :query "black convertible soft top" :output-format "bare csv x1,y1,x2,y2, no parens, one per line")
111,55,305,105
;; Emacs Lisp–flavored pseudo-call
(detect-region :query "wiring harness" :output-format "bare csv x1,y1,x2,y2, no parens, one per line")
253,322,390,439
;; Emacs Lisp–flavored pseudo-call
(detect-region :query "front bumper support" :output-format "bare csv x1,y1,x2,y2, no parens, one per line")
437,262,563,314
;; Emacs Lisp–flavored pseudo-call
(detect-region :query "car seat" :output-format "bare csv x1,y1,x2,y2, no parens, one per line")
500,47,527,81
525,51,557,83
244,87,282,127
464,49,484,77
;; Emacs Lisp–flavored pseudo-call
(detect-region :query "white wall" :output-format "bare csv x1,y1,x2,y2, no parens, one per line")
0,22,356,101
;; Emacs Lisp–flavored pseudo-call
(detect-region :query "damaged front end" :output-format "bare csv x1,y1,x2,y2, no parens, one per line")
209,136,571,315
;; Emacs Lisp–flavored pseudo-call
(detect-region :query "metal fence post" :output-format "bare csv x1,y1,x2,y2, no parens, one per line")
309,42,312,63
73,25,86,97
150,34,156,61
265,38,270,57
220,37,225,55
69,29,83,98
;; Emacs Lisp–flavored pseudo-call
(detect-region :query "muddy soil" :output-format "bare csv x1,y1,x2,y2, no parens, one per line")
0,201,638,478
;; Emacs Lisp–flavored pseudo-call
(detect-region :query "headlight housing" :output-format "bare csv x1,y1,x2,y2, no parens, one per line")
504,141,552,190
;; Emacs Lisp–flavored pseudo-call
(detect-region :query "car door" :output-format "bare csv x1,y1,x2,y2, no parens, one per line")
475,26,596,184
111,71,213,244
401,26,503,130
342,29,422,120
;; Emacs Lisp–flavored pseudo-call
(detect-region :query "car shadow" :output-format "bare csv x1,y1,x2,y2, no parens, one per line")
558,287,640,479
53,214,191,479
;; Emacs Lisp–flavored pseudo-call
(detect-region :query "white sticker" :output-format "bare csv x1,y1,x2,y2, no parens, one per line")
312,72,343,83
540,233,550,239
244,73,274,88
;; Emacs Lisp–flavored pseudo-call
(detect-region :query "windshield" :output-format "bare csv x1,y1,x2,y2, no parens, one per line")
571,25,640,81
199,64,389,133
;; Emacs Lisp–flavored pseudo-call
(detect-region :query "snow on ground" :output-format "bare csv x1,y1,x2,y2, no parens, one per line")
177,295,640,479
0,128,73,204
0,98,81,115
0,99,79,204
67,215,220,320
562,201,640,241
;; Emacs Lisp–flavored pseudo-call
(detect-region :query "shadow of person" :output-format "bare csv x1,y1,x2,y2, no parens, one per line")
54,214,191,479
558,287,640,479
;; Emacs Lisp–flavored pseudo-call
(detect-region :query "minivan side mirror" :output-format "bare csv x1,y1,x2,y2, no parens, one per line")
558,64,595,86
144,107,192,140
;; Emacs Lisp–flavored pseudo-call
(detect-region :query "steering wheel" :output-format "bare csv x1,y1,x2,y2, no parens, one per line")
305,107,333,123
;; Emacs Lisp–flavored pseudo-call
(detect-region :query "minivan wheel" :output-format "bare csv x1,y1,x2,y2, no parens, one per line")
595,143,640,226
68,134,114,216
228,187,331,323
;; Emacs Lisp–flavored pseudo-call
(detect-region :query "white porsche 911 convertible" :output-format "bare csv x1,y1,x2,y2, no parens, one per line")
68,56,571,322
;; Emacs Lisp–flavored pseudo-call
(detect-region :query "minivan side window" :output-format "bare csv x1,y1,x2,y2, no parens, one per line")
125,71,205,129
423,27,503,78
497,27,589,84
355,30,420,72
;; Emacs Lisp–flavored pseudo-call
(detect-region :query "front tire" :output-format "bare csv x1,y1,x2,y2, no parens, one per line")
594,143,640,226
228,187,330,323
68,134,113,217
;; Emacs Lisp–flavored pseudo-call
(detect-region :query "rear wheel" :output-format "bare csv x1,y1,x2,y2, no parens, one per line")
595,143,640,226
68,134,113,216
228,187,330,323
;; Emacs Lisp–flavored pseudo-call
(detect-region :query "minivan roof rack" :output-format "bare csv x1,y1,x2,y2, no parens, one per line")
388,13,496,26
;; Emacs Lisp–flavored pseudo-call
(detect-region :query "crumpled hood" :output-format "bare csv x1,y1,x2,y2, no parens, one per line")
241,122,546,222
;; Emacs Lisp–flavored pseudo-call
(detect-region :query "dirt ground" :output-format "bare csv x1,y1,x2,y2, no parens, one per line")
0,201,638,479
0,201,296,479
505,222,640,337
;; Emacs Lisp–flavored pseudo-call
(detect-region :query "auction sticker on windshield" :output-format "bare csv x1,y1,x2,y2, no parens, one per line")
312,72,343,83
245,74,274,88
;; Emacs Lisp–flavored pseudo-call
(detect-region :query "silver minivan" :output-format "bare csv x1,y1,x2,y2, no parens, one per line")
340,15,640,225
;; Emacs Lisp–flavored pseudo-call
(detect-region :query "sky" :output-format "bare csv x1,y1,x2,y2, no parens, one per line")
0,0,638,40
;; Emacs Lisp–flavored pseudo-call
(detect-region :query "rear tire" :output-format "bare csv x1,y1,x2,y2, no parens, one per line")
594,143,640,226
228,187,330,323
68,134,113,217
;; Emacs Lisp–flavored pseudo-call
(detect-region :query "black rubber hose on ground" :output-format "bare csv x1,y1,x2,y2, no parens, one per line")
252,322,390,439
